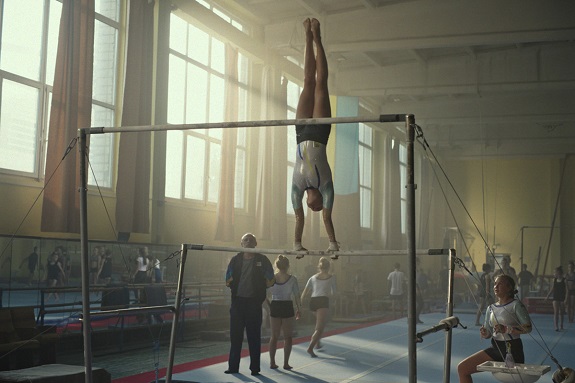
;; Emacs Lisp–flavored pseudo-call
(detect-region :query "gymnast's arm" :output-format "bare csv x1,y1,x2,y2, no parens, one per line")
301,276,313,303
294,206,305,243
320,181,337,243
292,277,302,312
321,208,337,243
292,182,306,246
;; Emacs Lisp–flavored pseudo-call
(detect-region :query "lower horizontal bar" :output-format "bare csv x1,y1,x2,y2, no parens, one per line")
185,244,447,257
85,114,409,135
88,305,176,318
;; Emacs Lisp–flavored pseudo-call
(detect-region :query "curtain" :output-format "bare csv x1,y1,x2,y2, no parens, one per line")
255,68,287,243
381,135,402,249
334,96,359,195
272,79,288,244
214,45,239,241
41,0,95,234
148,0,171,242
332,96,361,250
417,153,432,248
115,0,155,235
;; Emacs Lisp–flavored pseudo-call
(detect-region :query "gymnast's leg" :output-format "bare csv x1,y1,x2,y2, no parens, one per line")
312,18,338,251
296,18,315,120
311,18,331,119
293,18,316,251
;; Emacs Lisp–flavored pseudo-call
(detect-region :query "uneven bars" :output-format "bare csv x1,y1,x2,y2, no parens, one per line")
185,244,447,257
85,114,410,135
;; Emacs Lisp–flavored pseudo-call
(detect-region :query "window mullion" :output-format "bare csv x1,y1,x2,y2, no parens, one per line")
36,0,52,179
204,138,210,202
38,86,52,179
40,0,51,86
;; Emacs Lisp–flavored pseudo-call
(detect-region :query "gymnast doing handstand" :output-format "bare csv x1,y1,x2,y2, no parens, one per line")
291,18,338,253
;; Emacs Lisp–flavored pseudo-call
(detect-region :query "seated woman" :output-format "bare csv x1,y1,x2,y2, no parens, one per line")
457,274,532,383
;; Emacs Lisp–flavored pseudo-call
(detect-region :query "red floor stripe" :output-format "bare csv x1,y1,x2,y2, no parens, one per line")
112,316,394,383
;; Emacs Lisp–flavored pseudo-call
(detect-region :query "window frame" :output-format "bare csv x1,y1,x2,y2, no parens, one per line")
0,0,122,189
164,10,249,209
87,3,122,189
358,123,373,229
0,0,55,178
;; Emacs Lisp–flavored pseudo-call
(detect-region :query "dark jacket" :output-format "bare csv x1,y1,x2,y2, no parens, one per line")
225,252,275,304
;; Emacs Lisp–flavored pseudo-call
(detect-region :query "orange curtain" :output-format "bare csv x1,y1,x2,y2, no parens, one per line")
41,0,94,234
214,45,239,242
115,0,154,235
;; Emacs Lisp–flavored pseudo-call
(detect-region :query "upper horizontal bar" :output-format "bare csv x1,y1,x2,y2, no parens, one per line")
185,244,447,257
84,114,410,135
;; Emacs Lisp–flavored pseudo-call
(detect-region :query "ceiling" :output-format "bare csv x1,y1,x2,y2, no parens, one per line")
196,0,575,159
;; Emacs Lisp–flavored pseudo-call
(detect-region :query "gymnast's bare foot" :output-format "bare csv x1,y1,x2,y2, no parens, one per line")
303,18,311,34
311,18,321,41
270,363,279,369
307,348,317,358
284,364,293,370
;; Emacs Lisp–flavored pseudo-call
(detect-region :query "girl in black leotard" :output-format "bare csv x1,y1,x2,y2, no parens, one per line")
46,252,64,301
546,266,566,331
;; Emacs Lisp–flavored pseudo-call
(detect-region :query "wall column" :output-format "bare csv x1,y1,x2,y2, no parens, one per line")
560,154,575,264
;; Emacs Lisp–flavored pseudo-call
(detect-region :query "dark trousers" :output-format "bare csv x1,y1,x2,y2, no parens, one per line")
228,297,263,373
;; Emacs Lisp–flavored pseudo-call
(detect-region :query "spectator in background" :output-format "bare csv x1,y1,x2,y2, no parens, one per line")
475,263,494,326
132,247,152,325
150,254,163,283
517,263,534,300
493,256,517,284
46,251,65,302
56,247,69,286
132,247,150,306
133,247,150,284
62,248,71,285
545,266,566,331
388,263,405,318
98,248,113,285
20,246,40,286
89,246,101,285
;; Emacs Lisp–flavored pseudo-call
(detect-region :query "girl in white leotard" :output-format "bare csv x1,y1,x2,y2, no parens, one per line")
291,18,338,254
300,257,336,357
